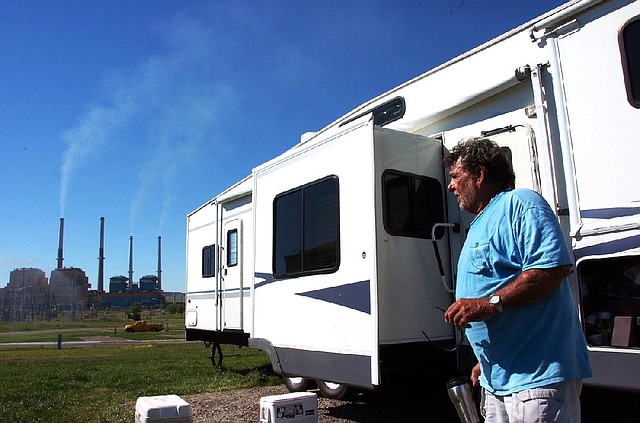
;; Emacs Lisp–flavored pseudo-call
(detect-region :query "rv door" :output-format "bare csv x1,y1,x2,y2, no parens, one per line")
221,218,243,330
444,122,542,285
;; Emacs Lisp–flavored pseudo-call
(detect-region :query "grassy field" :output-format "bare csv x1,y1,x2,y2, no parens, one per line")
0,316,282,422
0,310,185,341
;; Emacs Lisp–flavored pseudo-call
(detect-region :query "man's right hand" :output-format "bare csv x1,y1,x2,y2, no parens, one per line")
470,363,481,388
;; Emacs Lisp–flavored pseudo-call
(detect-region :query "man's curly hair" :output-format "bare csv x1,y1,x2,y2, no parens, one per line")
444,137,516,191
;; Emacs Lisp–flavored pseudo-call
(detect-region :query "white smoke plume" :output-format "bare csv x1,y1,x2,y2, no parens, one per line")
59,13,235,231
59,101,135,216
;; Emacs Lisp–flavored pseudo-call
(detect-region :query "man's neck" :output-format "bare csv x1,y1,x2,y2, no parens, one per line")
473,185,504,215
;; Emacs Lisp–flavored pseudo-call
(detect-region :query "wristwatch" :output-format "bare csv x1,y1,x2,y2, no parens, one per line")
489,294,504,313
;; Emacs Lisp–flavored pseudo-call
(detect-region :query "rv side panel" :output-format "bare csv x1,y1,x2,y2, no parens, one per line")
373,127,454,345
252,119,379,388
185,177,253,346
554,0,640,391
186,202,219,334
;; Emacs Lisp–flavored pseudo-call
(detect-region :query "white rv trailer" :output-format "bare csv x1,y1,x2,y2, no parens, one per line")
186,0,640,396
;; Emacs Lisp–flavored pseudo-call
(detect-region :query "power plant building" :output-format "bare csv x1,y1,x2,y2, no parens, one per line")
0,218,177,320
100,274,163,307
109,276,129,293
7,268,48,290
0,268,52,321
50,267,90,310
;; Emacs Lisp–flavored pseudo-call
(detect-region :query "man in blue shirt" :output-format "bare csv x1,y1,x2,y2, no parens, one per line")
443,138,591,423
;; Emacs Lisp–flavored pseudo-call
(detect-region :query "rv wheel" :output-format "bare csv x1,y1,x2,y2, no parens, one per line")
316,380,349,399
283,376,314,392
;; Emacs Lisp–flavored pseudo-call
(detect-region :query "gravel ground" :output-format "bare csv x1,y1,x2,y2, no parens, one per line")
183,384,459,422
180,384,640,423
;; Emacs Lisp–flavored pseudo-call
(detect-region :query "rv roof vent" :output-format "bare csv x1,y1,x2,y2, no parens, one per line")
340,96,406,128
300,132,317,143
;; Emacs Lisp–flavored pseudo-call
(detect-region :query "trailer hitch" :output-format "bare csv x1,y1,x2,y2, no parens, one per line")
204,341,224,368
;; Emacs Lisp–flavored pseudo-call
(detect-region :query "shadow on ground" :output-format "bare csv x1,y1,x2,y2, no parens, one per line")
318,379,460,423
317,381,639,422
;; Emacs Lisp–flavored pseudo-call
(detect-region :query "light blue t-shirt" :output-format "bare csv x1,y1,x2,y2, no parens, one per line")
456,189,592,395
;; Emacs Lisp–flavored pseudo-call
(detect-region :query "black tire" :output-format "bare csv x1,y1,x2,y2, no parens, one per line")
283,376,314,392
316,380,350,400
150,328,158,332
125,328,133,333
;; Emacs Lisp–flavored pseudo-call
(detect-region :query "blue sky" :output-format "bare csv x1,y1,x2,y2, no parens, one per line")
0,0,566,293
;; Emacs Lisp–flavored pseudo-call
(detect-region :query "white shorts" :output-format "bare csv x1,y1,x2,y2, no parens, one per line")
480,379,583,423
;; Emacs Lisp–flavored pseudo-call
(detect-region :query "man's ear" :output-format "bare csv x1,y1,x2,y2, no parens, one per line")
476,166,486,187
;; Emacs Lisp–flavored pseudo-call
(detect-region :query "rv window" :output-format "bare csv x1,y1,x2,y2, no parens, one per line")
621,16,640,107
202,244,215,278
382,170,444,239
273,176,339,277
227,229,238,267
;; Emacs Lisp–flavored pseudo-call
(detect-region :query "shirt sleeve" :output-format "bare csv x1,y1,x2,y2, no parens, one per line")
514,203,573,271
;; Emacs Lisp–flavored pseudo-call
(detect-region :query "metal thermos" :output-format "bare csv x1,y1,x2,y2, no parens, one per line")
446,377,480,423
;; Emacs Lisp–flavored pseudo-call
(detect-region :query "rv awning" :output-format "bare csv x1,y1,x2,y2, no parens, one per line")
388,65,526,133
574,226,640,263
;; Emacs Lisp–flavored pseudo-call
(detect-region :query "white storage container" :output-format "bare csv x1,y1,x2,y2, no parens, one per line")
135,394,193,423
259,392,318,423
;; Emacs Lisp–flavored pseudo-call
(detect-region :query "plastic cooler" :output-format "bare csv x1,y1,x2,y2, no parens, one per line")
135,394,193,423
259,392,318,423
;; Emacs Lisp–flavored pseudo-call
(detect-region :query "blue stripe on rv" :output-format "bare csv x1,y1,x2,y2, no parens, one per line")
580,207,640,219
574,234,640,259
296,280,371,314
254,273,371,314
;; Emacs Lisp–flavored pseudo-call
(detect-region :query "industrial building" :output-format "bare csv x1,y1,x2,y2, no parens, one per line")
99,232,164,308
0,268,52,321
99,274,164,308
0,217,179,321
50,267,90,309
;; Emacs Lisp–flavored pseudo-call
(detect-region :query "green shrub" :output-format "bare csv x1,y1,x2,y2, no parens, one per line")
166,303,185,314
127,303,142,321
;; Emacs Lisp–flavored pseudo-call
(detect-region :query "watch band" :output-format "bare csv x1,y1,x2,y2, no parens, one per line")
490,294,504,313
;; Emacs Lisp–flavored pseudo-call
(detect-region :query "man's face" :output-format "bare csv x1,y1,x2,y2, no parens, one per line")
448,158,482,214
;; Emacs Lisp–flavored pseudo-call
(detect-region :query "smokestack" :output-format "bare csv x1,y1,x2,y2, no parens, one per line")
128,236,134,291
157,236,162,292
57,217,64,269
97,217,105,292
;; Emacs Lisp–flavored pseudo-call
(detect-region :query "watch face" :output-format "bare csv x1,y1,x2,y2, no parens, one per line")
490,295,503,312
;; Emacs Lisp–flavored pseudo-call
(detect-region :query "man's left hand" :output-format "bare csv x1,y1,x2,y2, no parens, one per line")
444,297,495,330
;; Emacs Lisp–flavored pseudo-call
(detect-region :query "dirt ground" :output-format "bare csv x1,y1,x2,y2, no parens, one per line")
181,384,640,423
183,384,459,423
